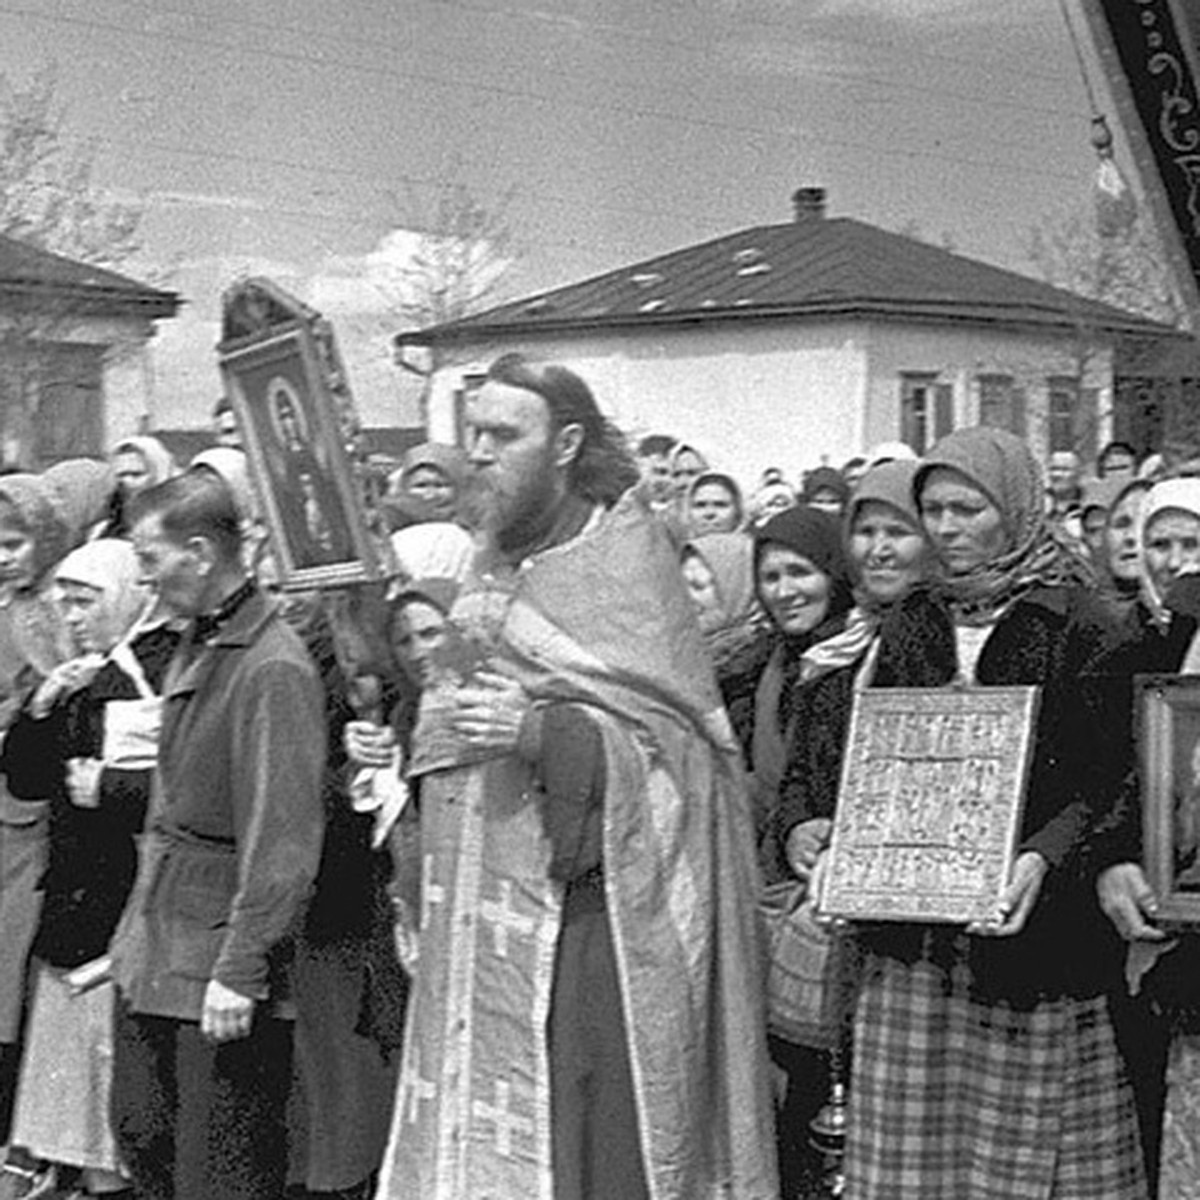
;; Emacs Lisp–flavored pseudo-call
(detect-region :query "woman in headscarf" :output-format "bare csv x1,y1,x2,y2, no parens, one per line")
1079,475,1126,568
764,459,932,1195
681,471,746,538
748,506,858,853
384,442,467,526
747,476,797,531
0,473,79,1150
1092,477,1200,1195
99,436,177,538
680,533,770,763
840,427,1145,1199
41,458,117,547
667,441,708,501
1095,478,1155,622
2,538,177,1197
775,459,931,875
801,465,852,518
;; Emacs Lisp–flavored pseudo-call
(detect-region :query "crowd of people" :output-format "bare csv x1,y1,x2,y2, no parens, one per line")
0,357,1199,1199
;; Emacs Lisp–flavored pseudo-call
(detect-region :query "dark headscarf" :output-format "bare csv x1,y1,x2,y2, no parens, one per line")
398,442,468,523
753,506,855,634
914,426,1094,622
800,465,851,512
753,507,857,733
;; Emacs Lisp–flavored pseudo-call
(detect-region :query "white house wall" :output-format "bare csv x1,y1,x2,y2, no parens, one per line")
425,318,1115,488
427,321,870,486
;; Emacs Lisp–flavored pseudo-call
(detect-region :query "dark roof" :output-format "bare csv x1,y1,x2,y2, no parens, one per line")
0,234,180,318
395,215,1180,347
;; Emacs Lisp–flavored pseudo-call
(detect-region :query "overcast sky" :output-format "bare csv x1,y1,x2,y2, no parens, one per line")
0,0,1122,437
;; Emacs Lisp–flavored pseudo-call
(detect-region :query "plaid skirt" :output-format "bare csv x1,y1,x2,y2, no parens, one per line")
845,935,1146,1200
1160,1032,1200,1197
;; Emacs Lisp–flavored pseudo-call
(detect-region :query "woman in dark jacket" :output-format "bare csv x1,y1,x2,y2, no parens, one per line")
839,427,1146,1199
764,460,932,1196
3,538,177,1197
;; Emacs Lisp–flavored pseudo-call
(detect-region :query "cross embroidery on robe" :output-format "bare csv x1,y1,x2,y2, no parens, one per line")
480,878,535,958
472,1079,535,1159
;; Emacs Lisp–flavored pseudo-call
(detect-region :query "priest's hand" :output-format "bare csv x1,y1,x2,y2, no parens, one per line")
452,671,531,753
201,980,255,1043
1098,862,1165,942
969,851,1047,938
344,719,396,769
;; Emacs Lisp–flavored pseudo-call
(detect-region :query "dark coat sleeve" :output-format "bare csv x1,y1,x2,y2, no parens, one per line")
530,704,606,885
214,655,327,998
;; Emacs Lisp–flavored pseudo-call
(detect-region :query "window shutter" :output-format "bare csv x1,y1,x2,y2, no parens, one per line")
934,383,954,441
1011,387,1027,439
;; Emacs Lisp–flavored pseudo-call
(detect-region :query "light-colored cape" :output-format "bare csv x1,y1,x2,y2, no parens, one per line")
378,494,778,1200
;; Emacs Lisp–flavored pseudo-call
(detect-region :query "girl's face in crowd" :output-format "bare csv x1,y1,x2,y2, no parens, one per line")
1144,509,1200,598
391,598,449,688
919,468,1008,575
114,449,152,498
405,465,456,515
58,580,110,654
672,450,706,497
681,552,720,617
0,513,36,594
849,500,929,605
757,544,831,637
689,482,739,534
1105,489,1147,582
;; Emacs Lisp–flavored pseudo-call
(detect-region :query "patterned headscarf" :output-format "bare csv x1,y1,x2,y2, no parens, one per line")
914,427,1094,623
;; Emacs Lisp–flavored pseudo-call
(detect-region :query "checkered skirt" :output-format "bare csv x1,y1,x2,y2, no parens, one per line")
844,934,1147,1200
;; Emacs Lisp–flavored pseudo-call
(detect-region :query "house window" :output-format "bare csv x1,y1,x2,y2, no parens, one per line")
978,374,1026,437
33,343,104,467
900,374,952,454
453,372,487,448
1047,376,1098,460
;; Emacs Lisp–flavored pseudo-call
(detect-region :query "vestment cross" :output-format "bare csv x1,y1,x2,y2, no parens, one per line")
480,879,534,957
399,1046,436,1125
472,1079,533,1158
421,853,446,930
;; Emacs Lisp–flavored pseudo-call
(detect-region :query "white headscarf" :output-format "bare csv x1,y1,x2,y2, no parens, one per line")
1140,478,1200,622
389,522,475,584
54,538,149,652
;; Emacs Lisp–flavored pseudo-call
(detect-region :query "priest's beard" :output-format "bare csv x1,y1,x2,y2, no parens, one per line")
461,448,563,554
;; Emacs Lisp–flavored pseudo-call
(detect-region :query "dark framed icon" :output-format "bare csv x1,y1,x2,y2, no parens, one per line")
220,323,382,590
820,686,1039,925
1138,675,1200,926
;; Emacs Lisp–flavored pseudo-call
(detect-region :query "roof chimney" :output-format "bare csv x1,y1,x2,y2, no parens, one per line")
793,186,827,222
